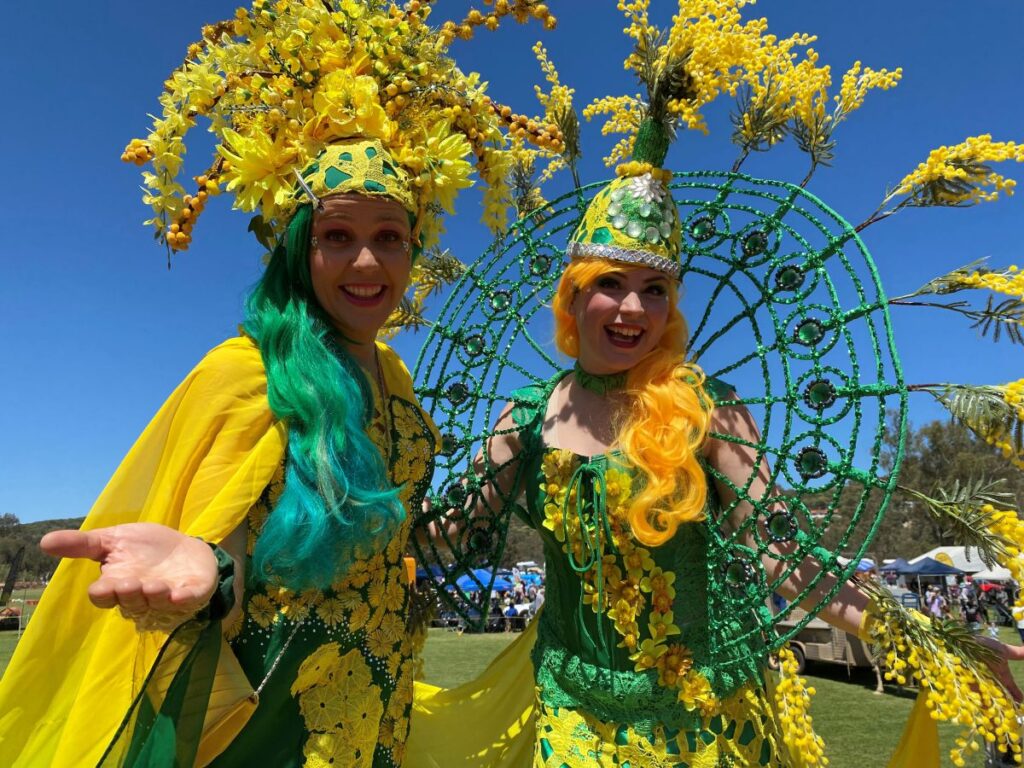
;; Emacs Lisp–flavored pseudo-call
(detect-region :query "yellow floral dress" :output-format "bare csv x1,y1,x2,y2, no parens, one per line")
210,343,439,768
509,376,789,768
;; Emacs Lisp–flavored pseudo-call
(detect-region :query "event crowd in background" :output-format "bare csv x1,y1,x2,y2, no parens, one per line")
417,564,546,633
885,572,1023,641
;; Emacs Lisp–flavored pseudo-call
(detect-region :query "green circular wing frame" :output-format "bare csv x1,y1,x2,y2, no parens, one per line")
411,171,908,648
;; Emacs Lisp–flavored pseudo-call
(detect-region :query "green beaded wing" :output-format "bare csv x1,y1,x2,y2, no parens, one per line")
411,171,907,645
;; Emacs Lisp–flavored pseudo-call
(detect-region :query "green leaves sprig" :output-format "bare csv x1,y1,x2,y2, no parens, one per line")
897,478,1015,568
914,383,1024,455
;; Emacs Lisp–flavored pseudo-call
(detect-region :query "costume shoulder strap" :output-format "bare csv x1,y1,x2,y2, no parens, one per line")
377,340,442,448
508,373,562,450
703,376,735,404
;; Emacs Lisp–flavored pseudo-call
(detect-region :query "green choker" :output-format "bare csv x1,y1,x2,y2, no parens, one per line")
573,363,627,395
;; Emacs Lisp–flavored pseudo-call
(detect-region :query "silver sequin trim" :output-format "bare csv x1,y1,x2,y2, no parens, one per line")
566,242,682,280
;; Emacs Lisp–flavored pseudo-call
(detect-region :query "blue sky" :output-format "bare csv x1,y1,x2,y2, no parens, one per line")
2,1,1022,523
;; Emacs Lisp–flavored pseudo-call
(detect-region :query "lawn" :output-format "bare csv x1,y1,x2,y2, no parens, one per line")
2,619,1020,766
418,627,1024,768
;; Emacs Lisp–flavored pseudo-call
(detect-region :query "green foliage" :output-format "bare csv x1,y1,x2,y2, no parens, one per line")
0,516,85,582
731,78,789,155
809,415,1023,559
0,514,18,538
929,383,1024,454
898,479,1015,568
499,514,546,569
889,259,1024,346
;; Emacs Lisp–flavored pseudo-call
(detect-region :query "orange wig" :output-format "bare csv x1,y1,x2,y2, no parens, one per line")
552,257,713,546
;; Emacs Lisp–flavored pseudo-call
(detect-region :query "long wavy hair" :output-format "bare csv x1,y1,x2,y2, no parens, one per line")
552,257,712,546
243,203,404,589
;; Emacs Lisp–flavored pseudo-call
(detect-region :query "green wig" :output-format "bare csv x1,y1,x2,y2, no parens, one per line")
243,204,404,589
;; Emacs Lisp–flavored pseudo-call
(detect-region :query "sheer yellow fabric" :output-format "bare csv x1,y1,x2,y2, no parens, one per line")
0,336,286,767
408,619,538,767
886,689,940,768
0,336,430,768
407,618,942,767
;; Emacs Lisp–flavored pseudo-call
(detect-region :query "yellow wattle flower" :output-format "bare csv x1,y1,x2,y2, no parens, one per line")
894,134,1024,205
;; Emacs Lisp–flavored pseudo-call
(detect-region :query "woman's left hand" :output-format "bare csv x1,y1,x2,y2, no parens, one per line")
974,634,1024,702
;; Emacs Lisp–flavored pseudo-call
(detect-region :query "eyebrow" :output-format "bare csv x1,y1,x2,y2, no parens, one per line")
316,211,409,226
603,271,668,285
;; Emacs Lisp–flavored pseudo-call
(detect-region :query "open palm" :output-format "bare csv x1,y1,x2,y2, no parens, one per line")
42,522,218,624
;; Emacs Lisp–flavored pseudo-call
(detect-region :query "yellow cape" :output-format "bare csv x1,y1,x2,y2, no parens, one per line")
408,619,538,768
0,336,287,767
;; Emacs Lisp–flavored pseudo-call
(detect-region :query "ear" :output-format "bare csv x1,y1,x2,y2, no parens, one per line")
569,283,582,313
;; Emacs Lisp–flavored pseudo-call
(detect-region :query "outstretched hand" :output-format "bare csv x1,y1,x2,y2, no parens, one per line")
974,634,1024,703
41,522,218,630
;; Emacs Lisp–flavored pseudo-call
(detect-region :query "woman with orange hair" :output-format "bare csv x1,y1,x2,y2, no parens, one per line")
417,166,1024,767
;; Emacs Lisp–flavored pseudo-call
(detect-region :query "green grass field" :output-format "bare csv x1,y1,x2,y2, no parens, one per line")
417,627,1024,767
2,617,1020,766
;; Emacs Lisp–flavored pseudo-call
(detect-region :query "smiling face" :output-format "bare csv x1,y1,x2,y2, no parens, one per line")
572,265,671,374
308,193,413,344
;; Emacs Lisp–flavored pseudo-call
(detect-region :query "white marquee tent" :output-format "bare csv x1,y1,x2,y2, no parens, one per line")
909,546,989,573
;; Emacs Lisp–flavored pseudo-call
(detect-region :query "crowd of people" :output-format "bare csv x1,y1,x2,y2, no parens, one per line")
422,569,547,633
896,575,1018,637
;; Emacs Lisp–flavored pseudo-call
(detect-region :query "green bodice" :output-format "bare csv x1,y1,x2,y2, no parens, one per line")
210,375,438,768
510,373,768,735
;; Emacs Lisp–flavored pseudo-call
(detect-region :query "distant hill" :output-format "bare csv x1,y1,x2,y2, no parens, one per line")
1,517,86,582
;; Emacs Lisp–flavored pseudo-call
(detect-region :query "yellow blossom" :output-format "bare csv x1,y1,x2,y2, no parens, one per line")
893,135,1024,205
648,610,681,641
677,668,717,717
291,642,343,695
774,645,827,766
218,127,300,213
865,597,1022,763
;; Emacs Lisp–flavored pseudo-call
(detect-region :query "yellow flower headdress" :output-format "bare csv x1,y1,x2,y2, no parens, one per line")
545,0,902,280
122,0,560,255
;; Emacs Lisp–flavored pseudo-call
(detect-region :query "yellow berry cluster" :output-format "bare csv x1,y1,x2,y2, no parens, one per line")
985,504,1024,590
866,606,1022,766
836,61,903,115
440,0,555,43
487,100,565,154
960,379,1024,469
960,265,1024,303
773,645,829,766
167,168,223,250
121,139,154,166
126,0,555,255
615,161,673,183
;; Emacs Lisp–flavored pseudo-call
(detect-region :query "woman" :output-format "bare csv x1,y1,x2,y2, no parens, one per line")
412,165,1024,767
0,141,439,768
0,2,548,764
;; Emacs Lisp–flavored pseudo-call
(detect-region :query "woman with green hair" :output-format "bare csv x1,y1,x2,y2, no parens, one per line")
0,139,439,768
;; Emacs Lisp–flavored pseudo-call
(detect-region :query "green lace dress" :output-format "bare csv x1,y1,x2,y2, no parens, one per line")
510,373,788,768
210,344,439,768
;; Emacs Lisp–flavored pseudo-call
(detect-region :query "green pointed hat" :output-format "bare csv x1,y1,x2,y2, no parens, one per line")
567,120,683,280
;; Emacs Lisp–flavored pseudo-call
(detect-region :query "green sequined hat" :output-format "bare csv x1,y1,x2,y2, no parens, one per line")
567,120,683,280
